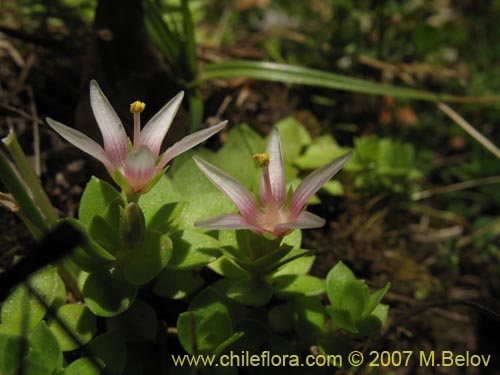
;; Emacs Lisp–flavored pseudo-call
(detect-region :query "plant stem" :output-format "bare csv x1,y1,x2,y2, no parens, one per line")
2,128,58,225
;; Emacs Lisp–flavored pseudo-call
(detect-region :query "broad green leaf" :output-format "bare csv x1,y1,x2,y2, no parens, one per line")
88,215,120,254
210,124,263,188
28,321,62,370
197,311,233,352
87,332,126,374
275,117,311,162
272,252,315,276
176,311,199,354
321,180,344,196
47,304,96,351
146,201,188,233
0,334,27,375
65,219,116,266
107,300,157,342
123,231,173,285
338,280,369,320
364,282,391,316
291,296,326,343
295,134,348,170
168,150,219,199
272,274,325,297
325,261,356,305
213,331,245,357
83,270,137,317
178,191,237,230
64,358,102,375
265,248,314,274
226,278,273,306
138,175,179,222
325,306,358,334
356,304,389,334
153,269,204,299
79,177,122,227
168,230,220,269
177,287,232,353
1,266,62,334
208,256,248,279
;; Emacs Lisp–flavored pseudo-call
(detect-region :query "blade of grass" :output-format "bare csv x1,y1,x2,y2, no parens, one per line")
437,101,500,160
0,148,49,235
196,60,500,104
181,0,197,80
144,0,181,67
3,128,58,226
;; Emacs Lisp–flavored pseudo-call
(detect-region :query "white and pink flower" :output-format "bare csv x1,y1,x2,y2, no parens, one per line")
47,80,226,195
193,128,351,237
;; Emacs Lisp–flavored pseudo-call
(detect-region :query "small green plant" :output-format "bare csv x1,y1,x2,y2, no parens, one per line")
344,136,423,194
0,82,390,373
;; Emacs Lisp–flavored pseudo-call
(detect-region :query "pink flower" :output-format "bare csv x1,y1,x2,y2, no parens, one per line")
46,80,226,195
193,128,351,237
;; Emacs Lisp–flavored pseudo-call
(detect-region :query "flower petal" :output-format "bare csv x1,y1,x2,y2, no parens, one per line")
124,146,156,193
46,117,114,171
260,127,286,206
193,156,260,221
158,121,226,169
290,151,352,217
89,80,129,166
274,211,325,231
140,91,184,158
195,213,259,230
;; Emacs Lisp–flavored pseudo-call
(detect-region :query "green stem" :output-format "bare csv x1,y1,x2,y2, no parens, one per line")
3,128,58,226
0,148,49,234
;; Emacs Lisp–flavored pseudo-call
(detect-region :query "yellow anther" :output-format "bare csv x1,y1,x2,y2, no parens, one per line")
130,101,146,114
252,153,270,167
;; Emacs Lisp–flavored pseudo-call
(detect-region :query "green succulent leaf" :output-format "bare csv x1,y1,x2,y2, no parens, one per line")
28,321,63,371
138,176,179,221
272,252,315,276
291,296,326,343
147,201,188,233
123,231,173,285
153,268,204,299
364,282,391,316
325,305,358,334
167,229,220,269
275,117,311,162
208,256,249,279
82,270,137,317
226,278,273,306
0,334,26,375
64,357,103,375
79,177,123,227
272,274,325,297
180,286,240,353
295,134,348,170
47,304,97,351
87,332,126,374
88,215,121,254
356,303,390,334
325,261,356,305
1,266,63,334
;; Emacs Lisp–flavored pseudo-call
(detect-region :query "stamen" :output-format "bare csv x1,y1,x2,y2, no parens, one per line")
253,153,277,208
130,101,146,150
252,153,269,167
130,101,146,114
